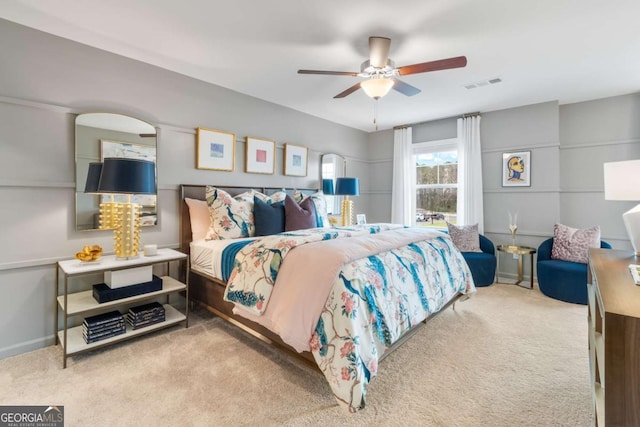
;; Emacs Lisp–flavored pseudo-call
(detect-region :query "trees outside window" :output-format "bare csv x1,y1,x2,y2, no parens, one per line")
414,139,458,227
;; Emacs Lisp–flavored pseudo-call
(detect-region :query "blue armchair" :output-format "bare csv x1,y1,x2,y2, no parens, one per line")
461,235,497,287
536,238,612,304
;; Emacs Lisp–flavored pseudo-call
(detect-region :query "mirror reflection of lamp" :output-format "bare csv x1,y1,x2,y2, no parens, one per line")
97,158,156,259
322,178,335,196
84,162,116,230
335,177,360,226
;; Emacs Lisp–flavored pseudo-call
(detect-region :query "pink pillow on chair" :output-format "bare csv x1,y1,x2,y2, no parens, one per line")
551,223,600,264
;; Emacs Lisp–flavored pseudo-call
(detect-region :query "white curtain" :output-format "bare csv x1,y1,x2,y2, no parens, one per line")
391,127,414,225
457,116,484,233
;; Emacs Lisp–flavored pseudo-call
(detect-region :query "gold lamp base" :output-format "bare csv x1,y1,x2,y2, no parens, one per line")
341,196,353,226
113,202,142,259
98,202,118,230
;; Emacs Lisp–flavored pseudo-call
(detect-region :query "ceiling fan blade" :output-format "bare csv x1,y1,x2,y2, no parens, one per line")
334,82,362,98
397,56,468,76
298,69,359,76
392,79,421,97
369,36,391,68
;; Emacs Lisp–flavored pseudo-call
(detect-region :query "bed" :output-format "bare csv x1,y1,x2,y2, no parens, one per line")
180,184,476,412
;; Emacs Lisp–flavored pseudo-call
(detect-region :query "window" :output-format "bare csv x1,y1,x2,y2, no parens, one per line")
413,138,458,227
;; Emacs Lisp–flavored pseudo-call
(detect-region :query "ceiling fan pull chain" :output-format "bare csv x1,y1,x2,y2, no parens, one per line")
373,99,379,131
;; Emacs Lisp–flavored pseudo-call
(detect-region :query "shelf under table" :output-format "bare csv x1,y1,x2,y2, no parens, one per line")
58,304,185,355
57,276,185,316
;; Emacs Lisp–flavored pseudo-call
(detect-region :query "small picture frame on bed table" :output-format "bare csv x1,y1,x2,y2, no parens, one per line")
196,127,235,171
356,214,367,225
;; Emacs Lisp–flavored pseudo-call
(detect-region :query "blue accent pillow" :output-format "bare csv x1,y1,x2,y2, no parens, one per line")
253,196,285,236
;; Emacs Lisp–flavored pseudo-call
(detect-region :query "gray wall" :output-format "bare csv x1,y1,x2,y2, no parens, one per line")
0,19,370,359
367,96,640,282
2,16,638,359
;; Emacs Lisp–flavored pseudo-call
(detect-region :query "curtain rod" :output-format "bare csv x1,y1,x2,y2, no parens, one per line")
393,111,481,130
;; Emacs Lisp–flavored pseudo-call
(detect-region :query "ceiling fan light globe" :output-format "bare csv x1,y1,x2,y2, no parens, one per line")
361,78,394,99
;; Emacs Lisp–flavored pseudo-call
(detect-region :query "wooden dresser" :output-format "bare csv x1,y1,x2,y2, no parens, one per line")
588,248,640,426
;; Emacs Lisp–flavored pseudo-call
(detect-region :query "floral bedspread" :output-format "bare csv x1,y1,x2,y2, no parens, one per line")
224,224,402,314
224,225,474,412
309,234,474,411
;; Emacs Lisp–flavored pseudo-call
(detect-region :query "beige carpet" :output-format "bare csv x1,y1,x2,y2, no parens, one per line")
0,284,593,426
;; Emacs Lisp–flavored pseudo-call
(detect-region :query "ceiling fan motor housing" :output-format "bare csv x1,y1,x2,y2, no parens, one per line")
359,59,396,77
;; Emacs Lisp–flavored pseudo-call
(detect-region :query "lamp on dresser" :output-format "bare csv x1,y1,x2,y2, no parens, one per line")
97,158,156,259
604,159,640,255
84,162,117,230
322,178,335,196
335,177,360,226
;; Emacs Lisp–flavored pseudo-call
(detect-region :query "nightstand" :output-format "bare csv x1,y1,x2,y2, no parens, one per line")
496,244,536,288
55,248,189,368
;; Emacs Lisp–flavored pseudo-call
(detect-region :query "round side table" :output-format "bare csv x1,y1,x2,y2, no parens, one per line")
496,245,537,288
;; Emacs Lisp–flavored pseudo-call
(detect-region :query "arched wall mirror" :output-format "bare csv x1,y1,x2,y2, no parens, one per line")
320,153,346,215
75,113,158,231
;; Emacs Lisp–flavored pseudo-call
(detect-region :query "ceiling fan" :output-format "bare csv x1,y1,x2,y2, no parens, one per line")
298,36,467,99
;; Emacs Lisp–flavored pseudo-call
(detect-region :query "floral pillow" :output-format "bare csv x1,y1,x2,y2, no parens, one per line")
256,191,287,204
551,223,600,264
293,189,330,228
205,186,257,240
446,223,482,252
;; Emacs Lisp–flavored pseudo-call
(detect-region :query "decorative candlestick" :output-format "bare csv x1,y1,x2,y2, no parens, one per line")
508,211,518,247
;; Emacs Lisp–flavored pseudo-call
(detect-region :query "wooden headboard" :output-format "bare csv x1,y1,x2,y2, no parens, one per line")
179,184,318,254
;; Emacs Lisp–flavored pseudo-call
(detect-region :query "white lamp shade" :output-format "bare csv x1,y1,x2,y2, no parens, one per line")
361,78,394,99
603,159,640,200
604,159,640,254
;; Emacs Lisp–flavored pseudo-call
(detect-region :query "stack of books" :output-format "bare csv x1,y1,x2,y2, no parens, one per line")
127,302,165,330
83,310,125,344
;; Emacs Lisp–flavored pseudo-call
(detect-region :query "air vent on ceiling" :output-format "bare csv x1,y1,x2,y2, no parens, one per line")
464,77,502,89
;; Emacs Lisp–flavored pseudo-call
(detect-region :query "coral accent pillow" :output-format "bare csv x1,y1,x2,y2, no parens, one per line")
185,198,210,241
204,186,256,240
284,195,317,231
446,223,482,252
551,223,600,264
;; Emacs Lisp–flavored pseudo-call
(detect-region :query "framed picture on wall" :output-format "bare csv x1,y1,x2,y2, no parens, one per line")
196,127,235,171
245,137,275,174
502,151,531,187
283,143,308,177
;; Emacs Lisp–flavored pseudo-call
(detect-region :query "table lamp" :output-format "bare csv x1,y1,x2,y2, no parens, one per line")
84,162,118,230
604,159,640,255
98,158,156,259
322,178,335,196
335,177,360,226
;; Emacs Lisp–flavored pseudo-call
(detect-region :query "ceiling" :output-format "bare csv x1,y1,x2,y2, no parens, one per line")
2,0,639,132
